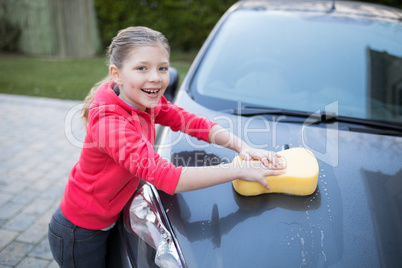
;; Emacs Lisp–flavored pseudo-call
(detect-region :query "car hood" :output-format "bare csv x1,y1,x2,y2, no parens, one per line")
157,91,402,267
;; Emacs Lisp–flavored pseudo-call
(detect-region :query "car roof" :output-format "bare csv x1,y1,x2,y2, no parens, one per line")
234,0,402,21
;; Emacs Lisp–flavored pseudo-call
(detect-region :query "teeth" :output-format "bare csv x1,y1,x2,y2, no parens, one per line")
142,89,159,94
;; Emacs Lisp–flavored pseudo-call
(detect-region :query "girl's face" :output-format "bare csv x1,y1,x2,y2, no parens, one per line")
110,45,169,111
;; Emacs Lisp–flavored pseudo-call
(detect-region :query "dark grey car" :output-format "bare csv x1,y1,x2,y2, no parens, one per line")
107,1,402,267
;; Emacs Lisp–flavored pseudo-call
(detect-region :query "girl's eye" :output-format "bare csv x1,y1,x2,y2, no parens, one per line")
137,66,146,71
159,66,168,72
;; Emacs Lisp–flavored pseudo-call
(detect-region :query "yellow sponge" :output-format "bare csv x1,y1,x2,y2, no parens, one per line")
232,148,319,196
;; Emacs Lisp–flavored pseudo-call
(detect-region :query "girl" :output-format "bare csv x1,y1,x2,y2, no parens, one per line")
48,26,284,267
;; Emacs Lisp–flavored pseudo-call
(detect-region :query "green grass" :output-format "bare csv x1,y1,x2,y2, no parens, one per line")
0,51,195,100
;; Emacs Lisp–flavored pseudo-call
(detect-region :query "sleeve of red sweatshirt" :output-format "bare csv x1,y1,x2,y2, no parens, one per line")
155,96,217,142
88,105,181,195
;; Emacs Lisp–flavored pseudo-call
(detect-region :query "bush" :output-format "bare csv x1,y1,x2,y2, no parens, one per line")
0,18,20,52
95,0,237,52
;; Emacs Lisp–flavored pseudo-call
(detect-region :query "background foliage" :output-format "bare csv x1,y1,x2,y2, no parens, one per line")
95,0,238,52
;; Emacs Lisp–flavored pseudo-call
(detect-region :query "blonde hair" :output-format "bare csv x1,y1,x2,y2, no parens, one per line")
81,26,170,125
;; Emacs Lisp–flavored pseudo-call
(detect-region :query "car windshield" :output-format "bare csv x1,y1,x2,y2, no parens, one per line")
191,9,402,125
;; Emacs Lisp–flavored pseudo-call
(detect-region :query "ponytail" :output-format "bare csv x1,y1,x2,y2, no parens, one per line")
81,75,112,126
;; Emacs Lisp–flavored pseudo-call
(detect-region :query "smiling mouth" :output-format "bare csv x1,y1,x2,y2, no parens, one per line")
141,88,160,95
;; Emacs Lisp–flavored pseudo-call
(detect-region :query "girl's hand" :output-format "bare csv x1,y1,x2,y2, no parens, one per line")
239,147,286,169
238,161,285,190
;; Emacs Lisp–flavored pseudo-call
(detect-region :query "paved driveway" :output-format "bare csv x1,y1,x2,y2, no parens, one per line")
0,94,84,267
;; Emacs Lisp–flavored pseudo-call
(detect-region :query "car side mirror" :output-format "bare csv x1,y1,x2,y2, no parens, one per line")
165,67,179,102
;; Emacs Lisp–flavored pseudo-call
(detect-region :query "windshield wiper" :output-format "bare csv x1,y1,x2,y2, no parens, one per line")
231,106,336,121
331,116,402,136
230,106,402,136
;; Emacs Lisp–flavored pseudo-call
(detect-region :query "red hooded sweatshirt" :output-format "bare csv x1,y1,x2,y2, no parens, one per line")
60,82,216,229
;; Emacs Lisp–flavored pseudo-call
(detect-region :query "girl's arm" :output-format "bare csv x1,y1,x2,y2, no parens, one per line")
174,124,285,193
174,161,284,193
208,124,283,168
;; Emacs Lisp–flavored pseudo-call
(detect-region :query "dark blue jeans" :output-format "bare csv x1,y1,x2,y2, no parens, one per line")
48,206,111,268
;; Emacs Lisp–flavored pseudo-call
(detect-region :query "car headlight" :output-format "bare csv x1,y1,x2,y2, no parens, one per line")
127,181,185,268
